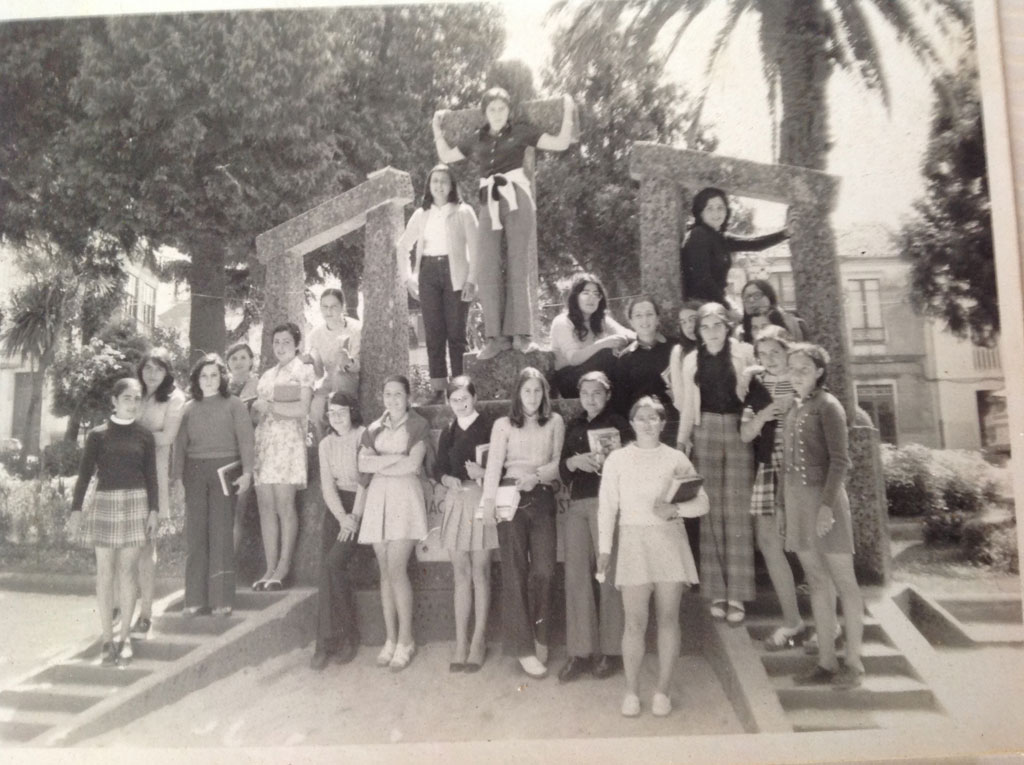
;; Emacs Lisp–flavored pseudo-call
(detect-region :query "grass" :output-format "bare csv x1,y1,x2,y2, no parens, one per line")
891,540,1022,596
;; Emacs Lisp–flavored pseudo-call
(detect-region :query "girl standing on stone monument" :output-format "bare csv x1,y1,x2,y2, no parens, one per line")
549,273,633,399
674,302,756,625
251,322,315,591
783,343,864,690
306,288,361,442
68,377,159,667
134,348,186,636
679,188,788,307
397,164,479,404
479,367,565,679
739,326,805,649
357,375,431,672
434,375,496,673
172,354,255,616
433,88,576,360
309,391,366,671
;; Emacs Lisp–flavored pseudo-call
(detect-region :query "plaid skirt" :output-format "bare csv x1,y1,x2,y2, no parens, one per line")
749,441,784,517
87,489,150,548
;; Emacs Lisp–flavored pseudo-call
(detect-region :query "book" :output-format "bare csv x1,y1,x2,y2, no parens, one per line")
664,474,704,504
216,460,244,497
495,478,520,522
587,427,622,458
475,444,489,471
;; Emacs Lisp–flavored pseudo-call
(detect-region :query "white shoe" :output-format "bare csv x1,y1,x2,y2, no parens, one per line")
477,337,511,361
652,692,672,717
376,640,396,667
518,655,548,678
621,693,641,717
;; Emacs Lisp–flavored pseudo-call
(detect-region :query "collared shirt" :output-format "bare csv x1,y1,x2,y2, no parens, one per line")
559,408,631,500
458,121,543,177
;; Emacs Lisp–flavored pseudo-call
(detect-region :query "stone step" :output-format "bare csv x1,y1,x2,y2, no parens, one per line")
957,623,1024,644
0,706,76,729
744,616,890,646
151,613,245,636
0,719,52,744
937,597,1022,625
0,687,103,714
786,706,946,733
760,643,913,677
30,662,152,687
772,673,937,711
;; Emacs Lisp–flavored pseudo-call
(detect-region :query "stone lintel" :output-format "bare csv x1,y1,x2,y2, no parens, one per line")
437,97,568,150
629,142,838,212
254,167,414,263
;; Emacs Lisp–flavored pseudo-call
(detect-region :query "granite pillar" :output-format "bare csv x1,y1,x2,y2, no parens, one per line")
630,143,888,584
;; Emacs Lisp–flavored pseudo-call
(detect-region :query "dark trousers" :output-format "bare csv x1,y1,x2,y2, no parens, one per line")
316,491,360,653
183,457,236,610
419,256,469,380
550,348,619,399
497,485,556,657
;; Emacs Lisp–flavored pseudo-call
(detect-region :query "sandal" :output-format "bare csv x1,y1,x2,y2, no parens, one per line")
726,601,746,625
764,623,807,652
389,642,415,672
804,625,844,656
376,640,396,667
709,600,727,620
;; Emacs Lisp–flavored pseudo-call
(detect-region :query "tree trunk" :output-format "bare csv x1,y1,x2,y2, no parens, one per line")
776,0,831,170
186,234,228,364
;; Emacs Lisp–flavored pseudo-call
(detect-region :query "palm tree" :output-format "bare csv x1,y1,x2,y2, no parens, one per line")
550,0,968,171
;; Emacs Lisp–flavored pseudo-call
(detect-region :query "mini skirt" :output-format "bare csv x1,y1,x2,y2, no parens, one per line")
440,481,499,553
88,489,150,548
615,521,699,588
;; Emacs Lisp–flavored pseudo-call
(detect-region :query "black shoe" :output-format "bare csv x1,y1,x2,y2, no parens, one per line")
592,654,623,679
558,655,593,684
101,641,119,666
132,616,152,635
309,650,330,671
794,664,839,685
334,641,359,666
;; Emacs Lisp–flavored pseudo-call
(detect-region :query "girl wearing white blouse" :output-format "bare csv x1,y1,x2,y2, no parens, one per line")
598,396,703,718
479,367,565,679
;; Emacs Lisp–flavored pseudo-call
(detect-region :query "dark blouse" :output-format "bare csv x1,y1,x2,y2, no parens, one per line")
612,339,674,417
71,420,158,513
558,408,631,500
457,121,543,177
680,223,789,304
434,414,493,483
698,351,744,415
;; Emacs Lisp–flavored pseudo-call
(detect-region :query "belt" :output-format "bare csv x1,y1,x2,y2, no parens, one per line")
478,167,534,231
421,253,449,259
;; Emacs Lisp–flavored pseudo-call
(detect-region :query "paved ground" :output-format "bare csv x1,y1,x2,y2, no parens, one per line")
83,641,743,747
0,589,96,689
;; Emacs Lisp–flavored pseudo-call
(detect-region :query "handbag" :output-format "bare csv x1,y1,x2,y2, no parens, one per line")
494,478,521,522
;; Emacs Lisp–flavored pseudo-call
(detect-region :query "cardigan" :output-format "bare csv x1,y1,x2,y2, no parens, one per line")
612,337,674,417
679,223,789,304
673,340,756,445
396,202,479,292
781,388,850,509
435,413,493,483
559,408,631,500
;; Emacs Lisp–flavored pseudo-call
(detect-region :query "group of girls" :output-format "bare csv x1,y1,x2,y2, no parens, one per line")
69,288,361,665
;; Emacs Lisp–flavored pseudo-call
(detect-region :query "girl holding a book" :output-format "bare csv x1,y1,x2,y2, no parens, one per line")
226,342,258,554
557,370,629,684
173,354,255,615
434,375,495,672
479,367,565,679
597,396,703,717
358,375,431,672
68,377,159,666
252,322,315,591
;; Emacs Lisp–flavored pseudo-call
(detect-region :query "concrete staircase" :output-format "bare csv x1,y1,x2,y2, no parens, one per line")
739,591,947,733
0,587,315,746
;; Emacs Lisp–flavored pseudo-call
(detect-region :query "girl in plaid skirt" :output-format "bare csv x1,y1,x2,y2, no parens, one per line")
68,378,159,667
740,326,804,649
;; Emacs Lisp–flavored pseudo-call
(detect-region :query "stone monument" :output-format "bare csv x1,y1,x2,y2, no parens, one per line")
630,143,890,584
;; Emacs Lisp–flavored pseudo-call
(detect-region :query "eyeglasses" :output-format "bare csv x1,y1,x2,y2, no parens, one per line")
743,290,766,300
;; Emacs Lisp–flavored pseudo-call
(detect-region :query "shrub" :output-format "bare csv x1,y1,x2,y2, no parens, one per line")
962,519,1020,573
0,473,71,545
922,510,968,544
932,450,997,514
42,441,83,477
0,449,40,480
880,443,943,516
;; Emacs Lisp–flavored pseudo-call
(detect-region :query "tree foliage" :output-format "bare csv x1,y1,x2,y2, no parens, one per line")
50,320,189,431
899,54,997,345
536,29,697,304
